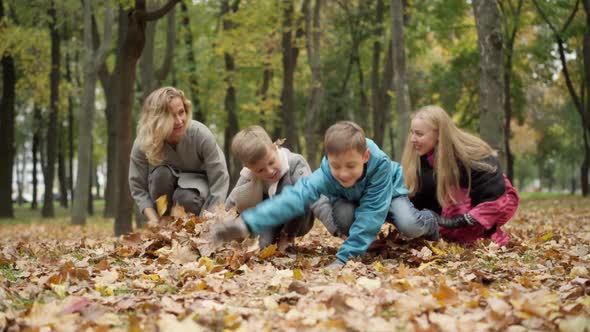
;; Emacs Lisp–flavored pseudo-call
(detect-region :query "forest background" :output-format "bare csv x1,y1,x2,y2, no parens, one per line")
0,0,588,234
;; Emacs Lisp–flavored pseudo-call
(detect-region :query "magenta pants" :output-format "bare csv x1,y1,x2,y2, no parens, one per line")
440,175,519,246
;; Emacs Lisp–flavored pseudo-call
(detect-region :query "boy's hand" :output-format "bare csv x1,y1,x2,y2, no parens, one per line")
211,216,250,244
326,258,346,270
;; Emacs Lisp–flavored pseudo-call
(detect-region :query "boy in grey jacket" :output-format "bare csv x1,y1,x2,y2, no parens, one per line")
226,125,332,249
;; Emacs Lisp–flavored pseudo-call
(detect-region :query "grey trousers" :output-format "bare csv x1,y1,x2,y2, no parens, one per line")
331,195,439,240
148,165,205,215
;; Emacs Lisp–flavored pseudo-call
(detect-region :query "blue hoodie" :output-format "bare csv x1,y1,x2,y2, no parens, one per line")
241,138,408,263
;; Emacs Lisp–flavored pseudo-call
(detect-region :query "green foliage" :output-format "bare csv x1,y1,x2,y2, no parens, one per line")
3,0,588,197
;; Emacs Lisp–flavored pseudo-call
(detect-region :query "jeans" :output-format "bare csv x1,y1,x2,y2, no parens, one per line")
331,195,439,240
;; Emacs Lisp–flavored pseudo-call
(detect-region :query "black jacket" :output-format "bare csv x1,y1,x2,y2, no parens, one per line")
410,155,506,213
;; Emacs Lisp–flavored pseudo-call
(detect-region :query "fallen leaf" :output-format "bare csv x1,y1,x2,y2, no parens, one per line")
156,195,168,216
259,244,277,259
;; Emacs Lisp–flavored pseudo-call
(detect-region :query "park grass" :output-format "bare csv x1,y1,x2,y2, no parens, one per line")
1,193,587,232
0,200,113,232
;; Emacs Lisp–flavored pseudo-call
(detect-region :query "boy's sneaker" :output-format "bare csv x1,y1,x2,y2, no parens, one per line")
211,216,250,244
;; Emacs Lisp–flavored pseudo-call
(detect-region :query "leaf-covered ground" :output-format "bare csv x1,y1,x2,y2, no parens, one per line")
1,198,589,331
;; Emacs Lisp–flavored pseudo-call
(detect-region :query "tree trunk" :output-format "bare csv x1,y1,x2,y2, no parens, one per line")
304,0,322,169
499,0,524,183
180,2,204,123
65,52,75,201
72,0,113,225
391,0,410,161
356,54,369,129
280,0,303,151
473,0,506,165
114,0,179,236
371,0,384,144
99,9,124,218
31,105,41,210
0,0,15,218
256,68,273,128
42,0,61,218
583,0,590,196
140,1,176,101
582,130,590,196
221,0,240,187
15,149,24,205
87,142,94,216
58,130,68,207
533,0,589,195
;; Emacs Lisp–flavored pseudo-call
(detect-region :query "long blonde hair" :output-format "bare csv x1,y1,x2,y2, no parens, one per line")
137,87,192,165
401,105,497,207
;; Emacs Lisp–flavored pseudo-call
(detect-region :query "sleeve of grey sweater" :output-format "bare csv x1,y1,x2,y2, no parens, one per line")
198,126,230,211
224,174,251,211
129,140,153,214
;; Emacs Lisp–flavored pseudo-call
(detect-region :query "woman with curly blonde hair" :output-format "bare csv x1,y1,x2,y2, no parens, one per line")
129,87,229,223
401,105,519,245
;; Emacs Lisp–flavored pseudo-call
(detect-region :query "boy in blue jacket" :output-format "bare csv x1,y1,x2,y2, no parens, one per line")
212,121,439,269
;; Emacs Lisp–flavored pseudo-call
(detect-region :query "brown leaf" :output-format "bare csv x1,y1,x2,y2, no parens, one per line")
433,284,458,305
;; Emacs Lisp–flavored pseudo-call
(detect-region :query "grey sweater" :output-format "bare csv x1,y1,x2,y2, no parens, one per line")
129,120,230,214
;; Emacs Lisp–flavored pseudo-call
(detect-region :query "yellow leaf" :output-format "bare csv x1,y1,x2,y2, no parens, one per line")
197,281,208,290
140,274,162,282
373,261,387,272
418,259,440,271
540,232,554,242
293,268,304,280
223,313,241,329
95,285,114,296
198,257,214,272
429,245,447,256
156,195,168,216
129,314,141,332
258,244,277,259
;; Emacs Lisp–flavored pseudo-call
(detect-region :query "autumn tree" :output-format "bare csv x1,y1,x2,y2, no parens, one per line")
391,0,411,160
41,0,62,218
279,0,305,152
304,0,322,168
72,0,113,226
532,0,589,196
472,0,506,165
221,0,240,186
0,0,16,218
114,0,179,236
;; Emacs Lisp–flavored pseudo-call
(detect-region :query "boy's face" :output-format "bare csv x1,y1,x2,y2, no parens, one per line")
246,147,283,183
327,149,370,188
